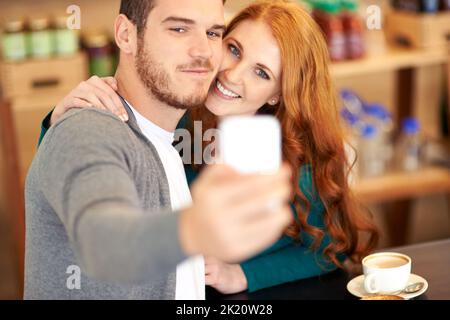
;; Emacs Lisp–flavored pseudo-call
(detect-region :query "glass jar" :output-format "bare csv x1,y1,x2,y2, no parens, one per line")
29,17,54,58
83,32,114,77
1,19,28,61
54,15,79,56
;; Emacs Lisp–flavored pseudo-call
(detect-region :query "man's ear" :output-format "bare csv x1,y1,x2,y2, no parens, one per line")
114,14,137,55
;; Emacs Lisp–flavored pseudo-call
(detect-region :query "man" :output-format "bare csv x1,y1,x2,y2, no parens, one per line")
24,0,292,299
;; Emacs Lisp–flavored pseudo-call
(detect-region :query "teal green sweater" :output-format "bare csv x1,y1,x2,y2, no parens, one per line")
39,111,342,293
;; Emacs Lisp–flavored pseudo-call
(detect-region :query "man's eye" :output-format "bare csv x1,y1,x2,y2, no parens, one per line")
256,68,270,80
170,28,187,33
207,31,222,39
228,44,240,58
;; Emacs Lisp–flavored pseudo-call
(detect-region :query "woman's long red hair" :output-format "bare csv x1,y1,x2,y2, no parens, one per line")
191,0,378,267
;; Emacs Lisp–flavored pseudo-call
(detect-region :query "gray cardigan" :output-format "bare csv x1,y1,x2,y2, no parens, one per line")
24,102,187,299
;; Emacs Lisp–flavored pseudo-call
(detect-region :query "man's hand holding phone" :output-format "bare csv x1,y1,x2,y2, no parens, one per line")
180,163,292,263
179,116,292,263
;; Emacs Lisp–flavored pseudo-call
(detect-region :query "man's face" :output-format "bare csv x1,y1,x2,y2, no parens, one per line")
135,0,225,110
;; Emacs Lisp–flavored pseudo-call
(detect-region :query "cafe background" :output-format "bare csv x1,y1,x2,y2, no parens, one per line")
0,0,449,299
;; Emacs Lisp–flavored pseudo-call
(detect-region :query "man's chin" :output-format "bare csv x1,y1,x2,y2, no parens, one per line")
182,96,208,109
179,90,209,108
165,95,206,110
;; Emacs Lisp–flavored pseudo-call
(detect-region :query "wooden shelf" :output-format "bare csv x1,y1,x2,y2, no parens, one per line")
331,47,449,78
352,166,450,204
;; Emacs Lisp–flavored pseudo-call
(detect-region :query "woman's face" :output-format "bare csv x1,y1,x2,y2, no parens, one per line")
205,19,282,117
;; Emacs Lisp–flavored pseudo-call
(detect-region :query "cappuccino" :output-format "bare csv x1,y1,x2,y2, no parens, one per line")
364,255,409,269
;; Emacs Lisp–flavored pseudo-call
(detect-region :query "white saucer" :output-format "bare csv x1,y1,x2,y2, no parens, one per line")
347,273,428,300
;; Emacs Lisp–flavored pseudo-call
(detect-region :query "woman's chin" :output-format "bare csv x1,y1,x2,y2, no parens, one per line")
205,99,230,117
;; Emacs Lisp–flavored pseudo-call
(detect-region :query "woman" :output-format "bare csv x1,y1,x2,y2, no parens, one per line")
40,0,378,294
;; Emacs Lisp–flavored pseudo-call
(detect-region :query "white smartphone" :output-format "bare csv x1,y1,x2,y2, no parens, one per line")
218,115,281,174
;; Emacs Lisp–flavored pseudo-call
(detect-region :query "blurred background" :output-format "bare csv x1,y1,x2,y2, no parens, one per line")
0,0,449,299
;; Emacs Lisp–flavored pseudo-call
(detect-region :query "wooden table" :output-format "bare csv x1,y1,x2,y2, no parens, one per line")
206,238,450,300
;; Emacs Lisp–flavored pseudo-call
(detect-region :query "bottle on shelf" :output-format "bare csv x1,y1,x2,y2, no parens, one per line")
53,14,79,57
83,31,115,77
363,103,395,171
340,0,365,59
29,16,55,59
357,123,386,178
441,0,450,10
391,0,440,12
421,0,440,12
395,117,421,172
340,89,365,116
1,18,28,61
340,90,394,178
312,0,347,62
299,0,315,14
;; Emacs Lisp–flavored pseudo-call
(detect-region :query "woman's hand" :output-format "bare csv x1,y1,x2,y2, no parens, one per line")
205,256,248,294
50,75,127,126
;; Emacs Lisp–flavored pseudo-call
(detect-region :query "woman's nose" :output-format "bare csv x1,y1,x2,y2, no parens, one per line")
223,62,245,85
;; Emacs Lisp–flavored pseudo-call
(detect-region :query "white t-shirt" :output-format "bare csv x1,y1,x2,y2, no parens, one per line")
126,101,205,300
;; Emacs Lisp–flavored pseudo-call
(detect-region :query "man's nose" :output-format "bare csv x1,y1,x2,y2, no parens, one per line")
189,33,214,61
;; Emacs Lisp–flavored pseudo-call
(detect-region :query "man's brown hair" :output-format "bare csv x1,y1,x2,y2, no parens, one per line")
120,0,227,35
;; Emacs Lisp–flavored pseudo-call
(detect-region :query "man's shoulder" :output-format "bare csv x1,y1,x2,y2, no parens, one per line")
49,108,132,143
54,108,124,130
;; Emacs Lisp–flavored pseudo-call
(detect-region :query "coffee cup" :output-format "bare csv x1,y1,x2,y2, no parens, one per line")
362,252,411,294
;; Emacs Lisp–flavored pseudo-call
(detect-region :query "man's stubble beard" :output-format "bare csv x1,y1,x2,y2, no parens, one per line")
135,38,213,110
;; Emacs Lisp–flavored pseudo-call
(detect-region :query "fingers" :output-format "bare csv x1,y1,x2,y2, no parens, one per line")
73,84,107,111
197,164,240,185
204,264,214,276
200,164,291,205
70,97,95,109
102,76,118,91
232,205,293,260
88,76,128,122
204,256,217,265
227,165,292,202
204,256,217,272
219,168,292,218
188,163,293,263
71,76,127,122
232,176,291,222
245,205,293,237
205,274,216,286
84,76,126,121
205,260,219,286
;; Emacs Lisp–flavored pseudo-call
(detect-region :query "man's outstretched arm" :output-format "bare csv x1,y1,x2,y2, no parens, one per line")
37,109,186,284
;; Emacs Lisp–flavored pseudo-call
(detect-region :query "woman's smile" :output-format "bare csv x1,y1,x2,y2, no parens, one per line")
212,79,242,100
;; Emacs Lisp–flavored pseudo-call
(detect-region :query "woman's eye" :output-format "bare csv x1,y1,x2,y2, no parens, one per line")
256,68,270,80
228,44,240,58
